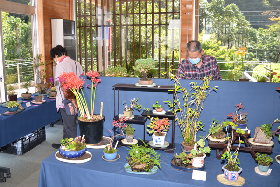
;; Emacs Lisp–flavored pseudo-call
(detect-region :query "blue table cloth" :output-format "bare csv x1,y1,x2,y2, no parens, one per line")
0,96,61,147
38,143,280,187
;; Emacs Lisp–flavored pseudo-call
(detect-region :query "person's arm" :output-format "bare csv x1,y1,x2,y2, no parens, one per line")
176,62,186,79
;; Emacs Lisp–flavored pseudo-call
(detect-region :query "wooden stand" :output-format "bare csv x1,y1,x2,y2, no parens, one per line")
208,132,273,160
217,174,245,186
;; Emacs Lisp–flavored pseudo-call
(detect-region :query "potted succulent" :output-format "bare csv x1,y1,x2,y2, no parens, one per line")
123,98,143,117
255,152,273,172
123,124,135,143
6,101,20,112
126,141,161,172
147,117,170,146
59,71,104,144
227,103,248,129
21,81,32,99
5,74,17,101
165,70,218,152
59,136,87,159
221,130,243,182
133,58,156,85
190,138,211,168
153,101,163,112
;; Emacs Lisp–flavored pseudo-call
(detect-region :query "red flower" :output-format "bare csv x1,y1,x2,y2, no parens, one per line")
273,72,277,75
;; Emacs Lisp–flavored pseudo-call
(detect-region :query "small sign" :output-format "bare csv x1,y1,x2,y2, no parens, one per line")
192,170,206,181
26,102,31,108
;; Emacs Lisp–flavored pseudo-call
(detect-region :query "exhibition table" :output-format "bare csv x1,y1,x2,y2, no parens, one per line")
38,144,280,187
0,96,61,148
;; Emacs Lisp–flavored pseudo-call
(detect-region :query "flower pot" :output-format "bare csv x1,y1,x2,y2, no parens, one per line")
50,91,57,97
138,79,153,85
59,147,87,159
8,94,17,101
192,154,206,168
8,106,18,112
21,93,32,99
155,108,163,112
103,150,118,160
35,95,43,102
258,165,269,172
236,123,247,129
78,116,104,144
222,165,242,182
123,110,133,118
126,134,134,142
181,142,194,152
152,132,166,145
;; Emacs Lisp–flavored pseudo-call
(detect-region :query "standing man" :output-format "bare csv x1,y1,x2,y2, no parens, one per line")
176,40,222,80
50,45,83,148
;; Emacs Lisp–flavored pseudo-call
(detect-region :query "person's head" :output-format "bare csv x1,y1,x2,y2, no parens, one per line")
186,40,204,64
50,45,68,62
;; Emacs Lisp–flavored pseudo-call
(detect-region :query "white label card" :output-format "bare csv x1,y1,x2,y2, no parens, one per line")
192,170,206,181
26,102,31,107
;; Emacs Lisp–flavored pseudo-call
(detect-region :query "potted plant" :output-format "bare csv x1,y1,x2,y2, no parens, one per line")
21,81,32,99
5,74,17,101
6,101,20,112
173,152,193,168
126,141,161,172
190,138,211,167
255,152,273,172
253,119,280,144
133,58,156,85
208,119,234,143
227,103,248,129
153,101,163,112
33,54,51,90
59,136,87,159
165,69,218,152
59,71,104,144
221,129,243,182
49,86,57,97
123,98,143,117
147,117,170,146
123,124,135,143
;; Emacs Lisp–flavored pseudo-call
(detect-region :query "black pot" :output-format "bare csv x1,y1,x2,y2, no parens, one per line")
79,116,105,144
8,94,17,101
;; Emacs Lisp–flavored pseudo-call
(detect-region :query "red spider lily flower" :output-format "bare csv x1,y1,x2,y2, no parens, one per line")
59,72,85,90
273,72,277,75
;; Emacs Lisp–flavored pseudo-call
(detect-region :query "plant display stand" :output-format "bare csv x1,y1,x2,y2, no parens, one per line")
254,166,270,176
217,174,245,186
208,131,273,160
112,83,175,152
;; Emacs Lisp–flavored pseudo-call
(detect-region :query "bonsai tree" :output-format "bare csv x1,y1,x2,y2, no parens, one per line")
123,98,143,112
253,119,280,144
164,67,218,147
147,117,170,136
153,101,163,112
22,81,31,94
123,124,135,136
190,138,211,157
255,152,273,166
173,152,193,167
126,140,161,172
227,103,247,125
133,58,156,84
209,119,234,139
5,74,17,95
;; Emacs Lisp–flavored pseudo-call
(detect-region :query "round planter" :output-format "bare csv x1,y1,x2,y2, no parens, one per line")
222,165,242,182
8,106,18,112
192,155,206,168
155,108,163,112
59,147,87,159
8,94,17,101
123,110,133,118
258,165,269,172
79,116,104,144
152,132,166,145
103,150,118,160
21,93,32,99
50,91,57,97
126,134,134,142
181,142,194,152
138,79,153,85
35,95,43,102
236,123,247,129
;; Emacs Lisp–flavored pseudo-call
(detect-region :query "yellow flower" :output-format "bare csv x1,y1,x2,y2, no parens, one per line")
237,47,247,56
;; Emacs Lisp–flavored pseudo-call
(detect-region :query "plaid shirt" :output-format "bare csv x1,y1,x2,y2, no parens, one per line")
176,55,222,80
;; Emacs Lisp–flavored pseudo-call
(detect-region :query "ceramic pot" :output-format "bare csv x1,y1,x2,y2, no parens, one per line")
103,150,118,160
152,132,166,145
138,79,153,85
124,110,133,117
222,165,242,182
50,91,57,97
35,95,43,102
79,116,105,144
8,94,17,101
21,93,32,99
126,134,134,142
181,142,194,152
155,108,163,112
258,165,269,172
59,147,87,159
8,106,18,112
192,154,206,168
